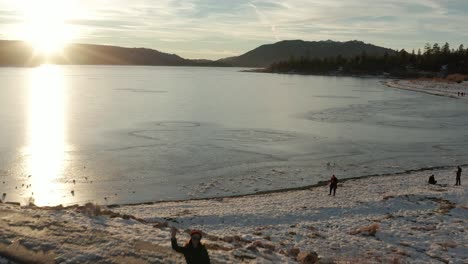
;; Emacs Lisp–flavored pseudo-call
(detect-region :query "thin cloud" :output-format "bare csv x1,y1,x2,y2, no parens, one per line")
248,2,280,41
0,0,467,59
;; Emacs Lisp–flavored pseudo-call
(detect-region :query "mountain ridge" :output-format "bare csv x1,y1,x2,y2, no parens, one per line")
0,40,228,67
0,39,395,67
218,39,396,67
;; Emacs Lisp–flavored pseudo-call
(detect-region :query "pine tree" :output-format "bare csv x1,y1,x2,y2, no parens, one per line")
424,43,432,55
442,42,450,54
432,43,441,54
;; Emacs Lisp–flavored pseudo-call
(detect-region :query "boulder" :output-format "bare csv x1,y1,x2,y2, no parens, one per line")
233,248,257,260
249,240,276,251
152,222,168,228
287,247,300,257
297,251,319,264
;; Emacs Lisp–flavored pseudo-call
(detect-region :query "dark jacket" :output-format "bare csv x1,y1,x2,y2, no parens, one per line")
330,176,338,187
171,238,211,264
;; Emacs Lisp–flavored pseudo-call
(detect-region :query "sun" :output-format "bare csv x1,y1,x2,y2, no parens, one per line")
17,0,77,56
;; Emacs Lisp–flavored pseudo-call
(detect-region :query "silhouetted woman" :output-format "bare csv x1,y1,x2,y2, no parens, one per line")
456,166,462,186
171,227,211,264
329,174,338,196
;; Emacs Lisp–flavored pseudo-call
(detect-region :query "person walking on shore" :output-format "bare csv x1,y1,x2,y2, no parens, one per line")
171,227,211,264
456,166,462,185
329,174,338,196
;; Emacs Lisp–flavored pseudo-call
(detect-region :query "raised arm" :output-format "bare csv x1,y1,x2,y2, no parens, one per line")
170,227,186,253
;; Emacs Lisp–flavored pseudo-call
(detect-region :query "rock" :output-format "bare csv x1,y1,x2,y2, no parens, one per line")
297,251,318,264
101,211,119,218
203,233,218,241
122,214,133,220
233,248,257,260
248,240,276,251
204,243,232,251
349,223,379,236
246,244,259,252
330,242,340,249
222,236,234,243
287,247,300,257
318,257,335,264
152,222,168,228
77,203,101,216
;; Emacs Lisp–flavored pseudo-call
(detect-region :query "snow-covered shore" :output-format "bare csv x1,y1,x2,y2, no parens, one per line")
0,167,466,263
384,79,468,99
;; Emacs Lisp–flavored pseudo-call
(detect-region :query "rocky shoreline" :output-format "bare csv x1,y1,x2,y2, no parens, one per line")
1,167,466,263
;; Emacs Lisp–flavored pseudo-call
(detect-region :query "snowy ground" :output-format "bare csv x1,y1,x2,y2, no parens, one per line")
385,79,468,99
0,168,466,263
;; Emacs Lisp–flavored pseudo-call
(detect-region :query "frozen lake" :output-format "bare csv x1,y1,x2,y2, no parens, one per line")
0,65,467,206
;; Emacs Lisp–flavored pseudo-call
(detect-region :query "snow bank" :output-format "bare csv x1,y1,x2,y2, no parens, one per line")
0,168,466,263
385,79,468,100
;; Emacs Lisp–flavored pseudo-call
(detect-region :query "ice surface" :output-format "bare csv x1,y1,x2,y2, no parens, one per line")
0,67,467,206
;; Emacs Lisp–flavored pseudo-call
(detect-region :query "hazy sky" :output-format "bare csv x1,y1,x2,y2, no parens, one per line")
0,0,467,59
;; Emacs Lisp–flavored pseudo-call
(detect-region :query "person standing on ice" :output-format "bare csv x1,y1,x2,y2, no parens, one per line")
456,166,462,185
171,226,211,264
329,174,338,196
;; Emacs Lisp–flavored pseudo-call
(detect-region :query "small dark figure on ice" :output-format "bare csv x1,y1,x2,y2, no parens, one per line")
428,174,437,185
456,166,462,186
329,174,338,196
171,227,211,264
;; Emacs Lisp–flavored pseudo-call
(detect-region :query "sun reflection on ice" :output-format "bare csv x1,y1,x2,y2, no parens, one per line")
26,65,69,206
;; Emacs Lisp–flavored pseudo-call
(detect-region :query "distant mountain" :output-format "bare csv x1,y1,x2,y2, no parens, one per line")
0,40,38,66
58,44,191,66
218,40,396,67
0,39,395,68
0,40,228,67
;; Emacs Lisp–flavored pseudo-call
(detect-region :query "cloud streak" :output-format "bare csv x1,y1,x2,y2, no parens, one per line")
0,0,467,59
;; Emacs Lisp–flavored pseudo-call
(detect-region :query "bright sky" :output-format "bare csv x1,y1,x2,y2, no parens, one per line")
0,0,467,59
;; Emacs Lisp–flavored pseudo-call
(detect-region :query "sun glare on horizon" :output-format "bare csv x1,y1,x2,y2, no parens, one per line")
17,0,78,56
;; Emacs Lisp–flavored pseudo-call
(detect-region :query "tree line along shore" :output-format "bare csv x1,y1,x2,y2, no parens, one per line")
264,43,468,79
